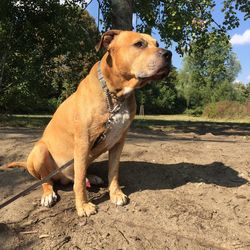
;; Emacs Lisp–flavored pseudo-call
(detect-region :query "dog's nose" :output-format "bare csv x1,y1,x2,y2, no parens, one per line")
158,49,172,60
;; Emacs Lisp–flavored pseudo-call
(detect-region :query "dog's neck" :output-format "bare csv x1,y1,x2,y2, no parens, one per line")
97,61,122,113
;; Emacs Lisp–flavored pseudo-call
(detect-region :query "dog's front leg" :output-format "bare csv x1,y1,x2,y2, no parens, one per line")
73,125,97,217
109,134,128,206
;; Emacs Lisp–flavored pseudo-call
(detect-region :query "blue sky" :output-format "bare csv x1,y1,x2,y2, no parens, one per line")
86,1,250,84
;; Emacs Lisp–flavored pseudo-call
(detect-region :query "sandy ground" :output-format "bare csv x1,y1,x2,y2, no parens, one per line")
0,122,250,250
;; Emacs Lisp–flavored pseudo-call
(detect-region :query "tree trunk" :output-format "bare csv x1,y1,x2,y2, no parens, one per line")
111,0,133,30
0,53,7,90
139,104,144,116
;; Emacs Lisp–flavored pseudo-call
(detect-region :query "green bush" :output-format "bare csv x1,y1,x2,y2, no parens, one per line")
203,100,249,119
184,107,203,116
47,98,60,113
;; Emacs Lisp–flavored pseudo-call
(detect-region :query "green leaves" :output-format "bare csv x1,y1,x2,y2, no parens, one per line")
0,0,99,113
99,0,250,54
177,32,241,109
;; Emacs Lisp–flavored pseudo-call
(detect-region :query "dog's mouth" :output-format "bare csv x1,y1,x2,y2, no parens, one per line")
137,63,171,82
155,64,171,77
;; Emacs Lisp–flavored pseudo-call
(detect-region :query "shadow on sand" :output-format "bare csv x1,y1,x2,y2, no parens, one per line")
85,160,248,204
90,160,248,190
0,160,248,206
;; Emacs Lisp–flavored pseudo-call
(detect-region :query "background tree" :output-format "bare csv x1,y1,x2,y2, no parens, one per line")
0,0,99,113
233,81,250,102
111,0,133,30
177,32,241,111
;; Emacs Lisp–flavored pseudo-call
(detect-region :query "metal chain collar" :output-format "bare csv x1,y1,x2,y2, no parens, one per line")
93,61,124,147
97,61,123,118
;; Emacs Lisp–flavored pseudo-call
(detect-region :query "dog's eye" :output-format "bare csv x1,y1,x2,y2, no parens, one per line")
156,41,159,47
134,41,146,48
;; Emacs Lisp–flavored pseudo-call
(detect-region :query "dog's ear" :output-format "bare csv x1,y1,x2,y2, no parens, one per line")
95,30,122,52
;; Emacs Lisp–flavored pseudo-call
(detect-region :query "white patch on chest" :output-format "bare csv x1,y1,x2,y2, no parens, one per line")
105,102,131,149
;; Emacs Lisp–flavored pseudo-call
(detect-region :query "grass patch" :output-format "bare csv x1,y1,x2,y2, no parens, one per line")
0,114,51,128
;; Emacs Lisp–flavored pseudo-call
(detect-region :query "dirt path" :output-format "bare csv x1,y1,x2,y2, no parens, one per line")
0,124,250,250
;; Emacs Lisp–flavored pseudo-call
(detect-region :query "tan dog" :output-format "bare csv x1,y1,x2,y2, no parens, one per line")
6,30,172,217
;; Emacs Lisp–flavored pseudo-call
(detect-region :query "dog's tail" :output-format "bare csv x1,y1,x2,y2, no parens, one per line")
0,161,27,170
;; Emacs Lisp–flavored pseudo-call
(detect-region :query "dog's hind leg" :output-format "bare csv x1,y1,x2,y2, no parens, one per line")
27,141,58,207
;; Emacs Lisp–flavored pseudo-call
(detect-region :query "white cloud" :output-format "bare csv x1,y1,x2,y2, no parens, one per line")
247,75,250,81
230,29,250,45
234,79,241,83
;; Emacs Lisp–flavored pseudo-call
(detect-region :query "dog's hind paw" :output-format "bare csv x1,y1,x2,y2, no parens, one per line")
41,191,57,207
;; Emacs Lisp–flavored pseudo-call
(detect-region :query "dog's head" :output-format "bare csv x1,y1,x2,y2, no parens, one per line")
96,30,172,93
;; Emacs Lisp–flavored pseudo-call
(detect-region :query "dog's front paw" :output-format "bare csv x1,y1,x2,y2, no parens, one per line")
76,202,97,217
110,190,128,206
41,191,57,207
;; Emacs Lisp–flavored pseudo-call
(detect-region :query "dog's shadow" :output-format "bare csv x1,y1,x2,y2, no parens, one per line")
73,160,248,204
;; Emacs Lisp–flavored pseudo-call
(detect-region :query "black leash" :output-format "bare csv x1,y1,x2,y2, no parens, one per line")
0,159,74,210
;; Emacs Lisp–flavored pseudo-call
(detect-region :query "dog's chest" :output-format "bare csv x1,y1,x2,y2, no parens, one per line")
105,103,131,149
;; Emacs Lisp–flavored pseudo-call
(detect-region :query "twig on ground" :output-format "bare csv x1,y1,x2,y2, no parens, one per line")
39,234,50,239
117,229,129,245
134,143,148,147
20,230,38,235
